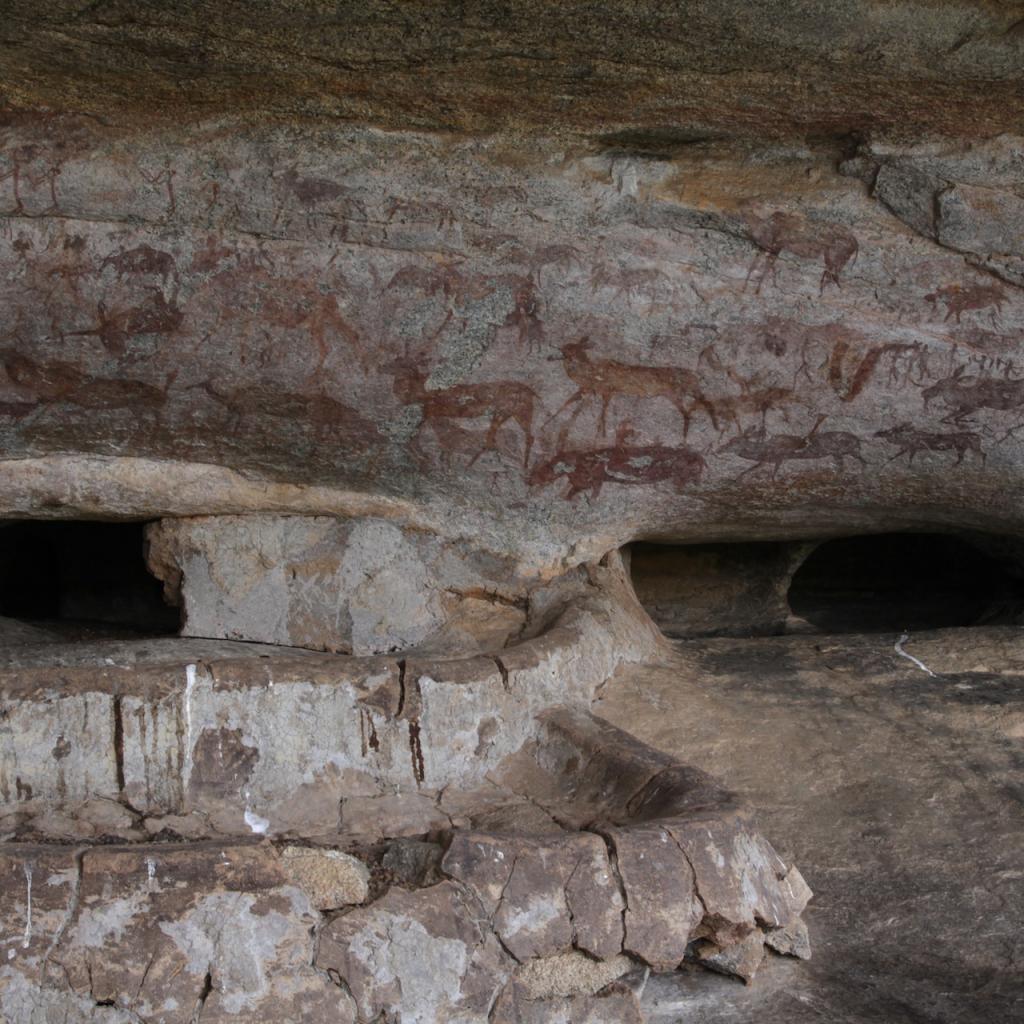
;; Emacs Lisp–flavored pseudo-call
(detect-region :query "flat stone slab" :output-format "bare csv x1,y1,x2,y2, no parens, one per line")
598,629,1024,1023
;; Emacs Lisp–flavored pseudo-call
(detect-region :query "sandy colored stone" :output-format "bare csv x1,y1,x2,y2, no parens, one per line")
514,952,634,1000
280,845,369,909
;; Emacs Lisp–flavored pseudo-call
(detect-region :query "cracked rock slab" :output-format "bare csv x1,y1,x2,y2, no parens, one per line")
316,880,514,1023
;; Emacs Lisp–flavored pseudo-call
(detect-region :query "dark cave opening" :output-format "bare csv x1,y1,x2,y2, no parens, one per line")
0,520,179,640
629,532,1024,638
787,533,1024,634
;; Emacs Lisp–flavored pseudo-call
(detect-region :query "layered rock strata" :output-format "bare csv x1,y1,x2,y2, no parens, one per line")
0,556,810,1022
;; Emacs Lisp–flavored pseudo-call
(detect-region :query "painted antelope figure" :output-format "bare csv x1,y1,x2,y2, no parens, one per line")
695,347,805,432
743,210,859,294
925,283,1008,324
387,355,538,467
720,417,866,477
710,383,805,435
922,366,1024,425
875,423,985,465
547,337,717,437
589,264,670,308
196,381,380,449
0,349,172,430
528,426,706,500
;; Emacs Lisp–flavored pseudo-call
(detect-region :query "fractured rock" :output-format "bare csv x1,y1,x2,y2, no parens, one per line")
146,515,526,655
46,843,352,1022
442,831,624,961
316,880,513,1022
765,917,813,960
691,929,768,984
607,825,702,971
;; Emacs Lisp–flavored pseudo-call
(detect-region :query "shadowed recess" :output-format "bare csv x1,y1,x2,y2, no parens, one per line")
787,532,1024,634
0,520,179,637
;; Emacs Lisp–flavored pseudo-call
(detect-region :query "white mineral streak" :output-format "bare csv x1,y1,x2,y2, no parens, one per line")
895,632,937,677
183,664,197,793
20,863,32,949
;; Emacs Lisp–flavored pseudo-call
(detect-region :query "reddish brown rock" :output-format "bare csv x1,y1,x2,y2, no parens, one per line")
607,825,702,971
667,817,812,944
692,929,768,984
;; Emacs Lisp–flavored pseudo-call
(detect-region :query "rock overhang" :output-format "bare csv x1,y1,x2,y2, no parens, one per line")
2,4,1022,1019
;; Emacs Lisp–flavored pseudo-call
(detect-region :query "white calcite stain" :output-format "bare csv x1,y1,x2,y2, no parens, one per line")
20,862,32,949
183,663,197,792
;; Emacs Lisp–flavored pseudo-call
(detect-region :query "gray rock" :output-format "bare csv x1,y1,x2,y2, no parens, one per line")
316,880,513,1022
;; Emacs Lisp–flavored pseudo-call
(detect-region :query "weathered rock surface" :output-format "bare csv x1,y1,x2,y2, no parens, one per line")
317,880,513,1023
9,6,1017,1020
0,557,660,836
3,3,1024,139
146,514,528,654
3,121,1024,573
0,573,812,1021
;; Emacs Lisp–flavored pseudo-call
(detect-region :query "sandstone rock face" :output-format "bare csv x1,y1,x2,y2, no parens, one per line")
0,570,812,1020
3,2,1024,137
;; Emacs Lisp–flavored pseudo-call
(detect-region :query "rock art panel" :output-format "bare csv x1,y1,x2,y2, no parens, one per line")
4,122,1024,566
